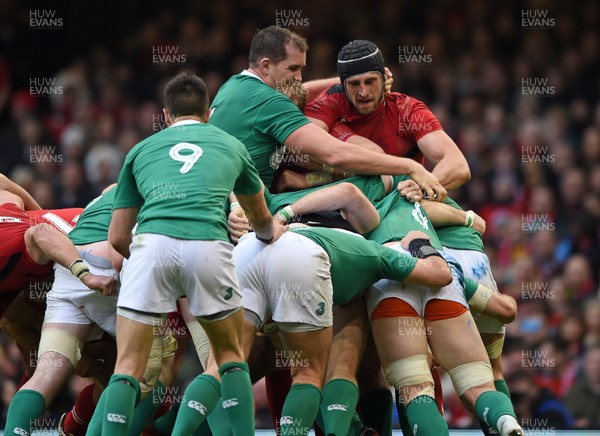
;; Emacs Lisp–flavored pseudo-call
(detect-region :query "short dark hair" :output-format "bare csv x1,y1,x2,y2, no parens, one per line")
163,71,209,118
249,26,308,67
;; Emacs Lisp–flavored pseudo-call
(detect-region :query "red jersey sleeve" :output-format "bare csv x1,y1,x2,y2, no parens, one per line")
399,97,443,142
304,84,348,131
27,208,83,234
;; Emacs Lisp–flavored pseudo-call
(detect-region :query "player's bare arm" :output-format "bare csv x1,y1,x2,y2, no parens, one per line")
394,230,453,287
108,207,139,258
0,173,42,211
420,199,486,235
236,186,287,243
274,182,380,234
24,223,117,295
285,122,447,201
417,130,471,190
465,280,517,324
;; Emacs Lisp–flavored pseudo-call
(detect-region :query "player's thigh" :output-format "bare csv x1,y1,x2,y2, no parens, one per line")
371,316,428,368
425,310,489,370
278,327,332,388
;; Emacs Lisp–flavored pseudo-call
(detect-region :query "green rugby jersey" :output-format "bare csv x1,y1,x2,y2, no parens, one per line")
68,187,116,245
208,72,310,187
367,190,442,249
433,197,484,253
267,175,387,215
113,121,263,241
291,227,417,305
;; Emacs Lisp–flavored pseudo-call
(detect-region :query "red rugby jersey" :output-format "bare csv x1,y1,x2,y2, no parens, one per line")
305,84,442,163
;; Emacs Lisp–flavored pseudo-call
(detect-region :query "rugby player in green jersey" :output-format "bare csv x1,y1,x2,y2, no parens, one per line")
364,181,524,436
93,72,285,436
231,226,451,436
209,26,448,245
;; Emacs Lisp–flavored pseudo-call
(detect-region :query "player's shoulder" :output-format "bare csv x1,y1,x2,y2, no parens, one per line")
326,83,345,96
204,123,245,147
386,92,428,111
306,84,348,114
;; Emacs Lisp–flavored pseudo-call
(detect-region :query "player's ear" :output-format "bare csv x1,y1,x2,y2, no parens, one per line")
259,57,272,73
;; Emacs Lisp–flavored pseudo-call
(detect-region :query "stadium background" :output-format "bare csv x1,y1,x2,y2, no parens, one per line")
0,0,599,433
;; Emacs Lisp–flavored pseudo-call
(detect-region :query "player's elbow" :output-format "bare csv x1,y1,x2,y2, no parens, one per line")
419,259,453,287
458,164,471,185
108,231,129,258
494,295,518,324
435,264,454,287
25,223,53,247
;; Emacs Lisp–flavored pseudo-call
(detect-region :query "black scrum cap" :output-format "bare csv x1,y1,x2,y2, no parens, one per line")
337,40,385,86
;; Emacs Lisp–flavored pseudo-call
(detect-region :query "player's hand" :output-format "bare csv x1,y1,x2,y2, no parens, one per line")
271,220,288,243
471,212,486,236
408,164,447,202
82,274,118,296
384,67,393,94
397,179,423,203
228,206,251,245
400,230,430,251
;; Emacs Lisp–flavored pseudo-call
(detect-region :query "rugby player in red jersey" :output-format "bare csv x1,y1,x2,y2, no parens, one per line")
0,173,83,378
279,39,470,193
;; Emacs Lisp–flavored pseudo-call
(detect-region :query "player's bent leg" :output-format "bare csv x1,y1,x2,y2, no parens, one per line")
277,326,331,436
1,290,45,377
320,298,369,436
425,306,522,436
356,333,393,436
88,309,156,436
371,305,448,436
174,308,253,436
127,328,178,436
5,322,93,435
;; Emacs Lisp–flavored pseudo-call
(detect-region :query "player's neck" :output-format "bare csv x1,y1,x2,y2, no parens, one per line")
168,115,205,126
246,68,268,84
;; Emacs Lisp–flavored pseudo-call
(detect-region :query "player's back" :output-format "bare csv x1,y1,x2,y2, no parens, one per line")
121,121,260,242
367,177,442,248
209,73,309,187
291,227,415,305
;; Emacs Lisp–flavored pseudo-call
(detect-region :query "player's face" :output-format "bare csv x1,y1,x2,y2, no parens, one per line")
266,44,306,89
344,72,383,115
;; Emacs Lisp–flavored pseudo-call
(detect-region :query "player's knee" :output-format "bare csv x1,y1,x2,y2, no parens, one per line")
38,329,83,369
447,361,494,398
484,336,505,361
338,182,361,197
383,355,435,403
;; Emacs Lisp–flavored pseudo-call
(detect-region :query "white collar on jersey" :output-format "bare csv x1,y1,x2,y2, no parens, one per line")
241,69,266,84
170,119,201,128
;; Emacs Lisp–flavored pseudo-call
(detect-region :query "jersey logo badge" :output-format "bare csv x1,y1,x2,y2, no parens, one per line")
315,302,325,316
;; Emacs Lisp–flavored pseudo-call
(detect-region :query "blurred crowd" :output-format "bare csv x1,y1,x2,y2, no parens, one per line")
0,0,599,431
